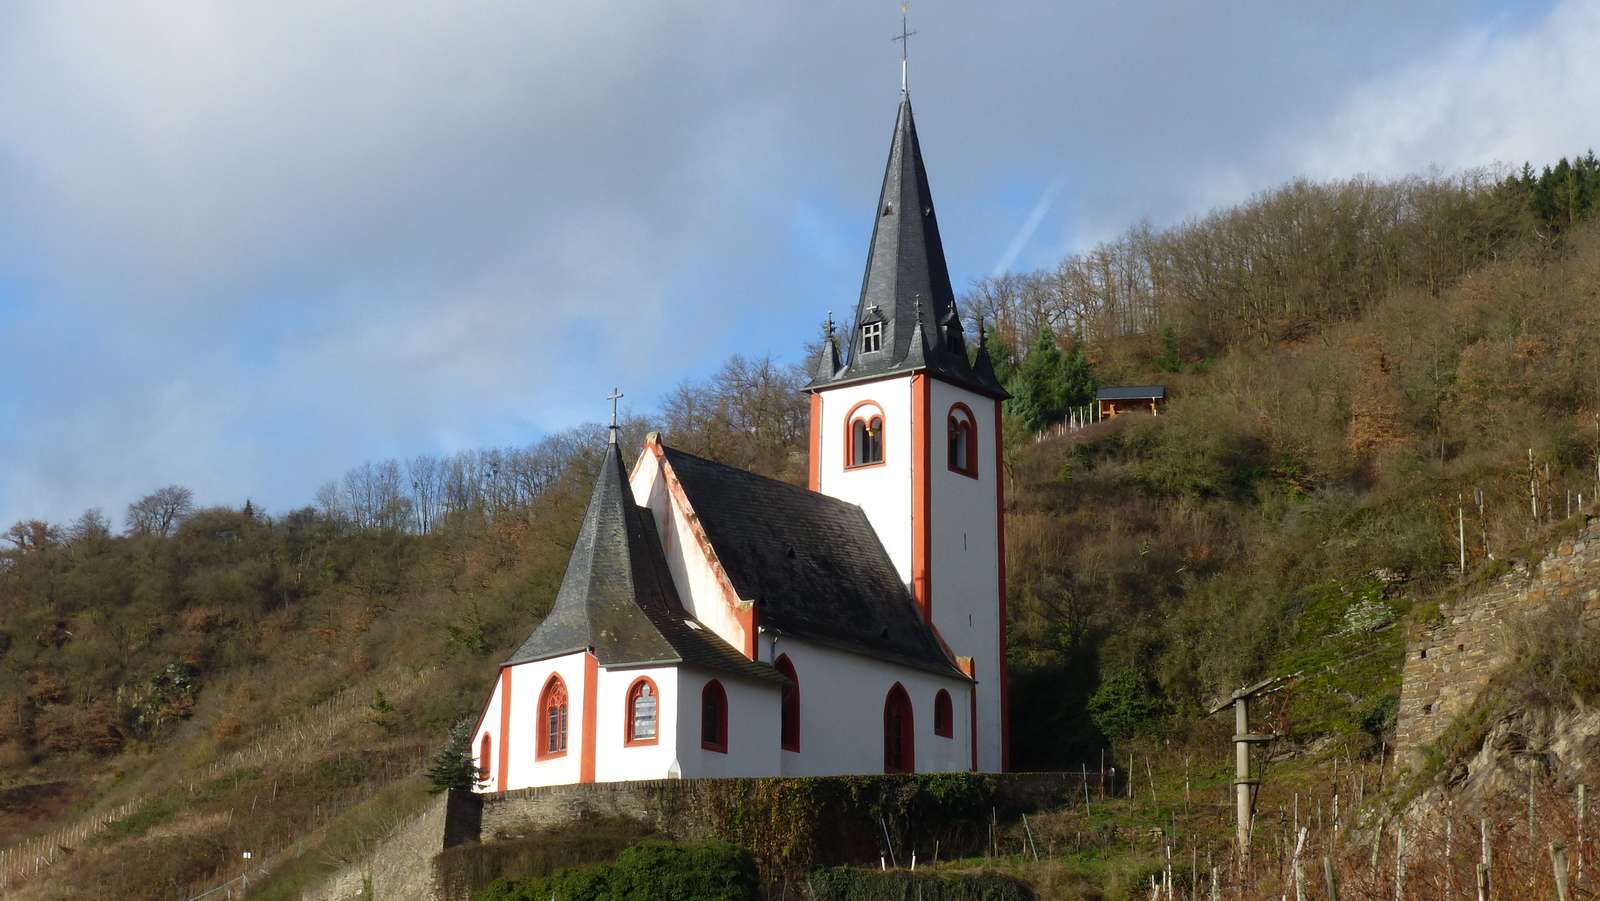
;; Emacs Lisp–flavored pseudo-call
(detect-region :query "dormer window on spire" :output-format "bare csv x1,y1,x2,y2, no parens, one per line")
861,321,883,354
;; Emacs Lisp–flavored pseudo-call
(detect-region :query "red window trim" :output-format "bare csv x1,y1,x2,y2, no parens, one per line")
844,400,887,470
934,689,954,738
883,682,915,774
623,676,660,748
701,679,729,753
479,732,492,781
536,674,569,761
947,402,978,479
775,654,800,752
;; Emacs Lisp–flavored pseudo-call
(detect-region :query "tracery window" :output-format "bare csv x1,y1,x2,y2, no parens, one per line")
538,675,569,760
626,677,659,746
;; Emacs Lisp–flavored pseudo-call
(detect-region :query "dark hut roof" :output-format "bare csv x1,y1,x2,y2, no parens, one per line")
808,93,1006,400
506,438,782,685
659,444,967,680
1096,385,1166,401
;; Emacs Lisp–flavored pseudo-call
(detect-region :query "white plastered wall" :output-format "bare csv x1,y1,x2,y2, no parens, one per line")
927,378,1005,773
815,376,916,587
595,665,680,783
760,634,971,776
472,651,589,792
631,451,750,656
674,669,782,778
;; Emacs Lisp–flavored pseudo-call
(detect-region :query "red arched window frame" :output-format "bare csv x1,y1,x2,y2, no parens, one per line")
479,732,492,781
624,676,660,747
947,403,978,478
844,400,886,469
933,689,954,738
701,679,729,753
775,654,799,752
537,674,569,761
883,682,915,774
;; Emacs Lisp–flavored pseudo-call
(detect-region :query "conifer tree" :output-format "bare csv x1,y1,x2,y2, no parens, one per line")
1005,329,1096,431
426,718,482,794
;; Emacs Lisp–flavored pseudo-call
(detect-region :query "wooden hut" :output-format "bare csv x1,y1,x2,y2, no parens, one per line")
1096,385,1165,419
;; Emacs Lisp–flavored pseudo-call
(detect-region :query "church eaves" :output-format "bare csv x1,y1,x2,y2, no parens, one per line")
505,439,781,685
808,93,1006,399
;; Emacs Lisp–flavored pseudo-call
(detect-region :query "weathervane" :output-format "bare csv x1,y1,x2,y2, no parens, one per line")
607,387,624,441
892,3,916,93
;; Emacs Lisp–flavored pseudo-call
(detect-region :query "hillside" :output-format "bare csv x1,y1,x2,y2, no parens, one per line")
5,154,1600,898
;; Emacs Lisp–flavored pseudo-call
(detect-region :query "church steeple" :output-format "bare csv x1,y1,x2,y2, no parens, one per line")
808,94,1005,398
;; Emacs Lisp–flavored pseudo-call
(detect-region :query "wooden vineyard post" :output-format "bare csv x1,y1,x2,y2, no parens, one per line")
1552,843,1570,901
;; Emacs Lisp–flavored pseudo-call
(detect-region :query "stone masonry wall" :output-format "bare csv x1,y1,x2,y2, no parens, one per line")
476,771,1079,843
1395,517,1600,771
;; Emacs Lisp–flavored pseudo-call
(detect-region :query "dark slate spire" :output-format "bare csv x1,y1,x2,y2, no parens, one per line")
811,93,1006,398
972,317,1000,386
506,441,677,666
505,440,782,682
808,314,844,386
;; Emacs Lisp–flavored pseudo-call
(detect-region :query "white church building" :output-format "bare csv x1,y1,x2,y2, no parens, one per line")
471,87,1010,791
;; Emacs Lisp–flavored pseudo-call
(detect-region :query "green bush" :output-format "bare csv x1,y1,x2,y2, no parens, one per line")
1086,667,1163,742
808,867,1035,900
474,840,758,901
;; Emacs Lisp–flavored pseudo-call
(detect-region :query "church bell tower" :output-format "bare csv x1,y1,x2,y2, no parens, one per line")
804,90,1010,772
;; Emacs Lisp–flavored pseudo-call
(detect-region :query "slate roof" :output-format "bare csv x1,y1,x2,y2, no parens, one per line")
1097,385,1166,401
808,93,1006,400
659,444,968,680
506,436,782,685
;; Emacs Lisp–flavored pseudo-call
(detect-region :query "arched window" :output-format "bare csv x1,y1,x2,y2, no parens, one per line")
933,689,954,738
947,404,977,478
479,733,492,782
701,680,728,753
537,675,569,760
883,683,915,774
775,655,799,752
625,677,659,747
846,402,885,468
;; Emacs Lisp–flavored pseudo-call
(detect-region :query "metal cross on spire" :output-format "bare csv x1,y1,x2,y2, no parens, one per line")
892,3,916,93
607,387,624,442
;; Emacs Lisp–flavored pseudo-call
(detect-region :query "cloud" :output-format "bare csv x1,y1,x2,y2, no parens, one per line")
0,0,1560,525
1202,1,1600,207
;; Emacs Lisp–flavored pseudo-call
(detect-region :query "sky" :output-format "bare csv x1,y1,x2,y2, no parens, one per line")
1,0,1596,527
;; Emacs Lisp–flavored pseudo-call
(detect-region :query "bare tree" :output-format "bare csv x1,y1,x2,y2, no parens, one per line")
125,485,195,537
3,519,58,552
66,508,112,545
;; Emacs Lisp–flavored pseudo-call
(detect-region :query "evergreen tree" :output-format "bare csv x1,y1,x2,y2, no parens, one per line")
1155,326,1181,374
1004,329,1096,432
426,718,482,794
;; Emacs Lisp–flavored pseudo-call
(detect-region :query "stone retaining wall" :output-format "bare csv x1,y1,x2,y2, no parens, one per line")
1395,518,1600,770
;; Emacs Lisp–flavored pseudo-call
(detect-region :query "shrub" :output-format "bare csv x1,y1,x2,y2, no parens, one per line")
1087,667,1163,742
808,867,1036,900
474,840,758,901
